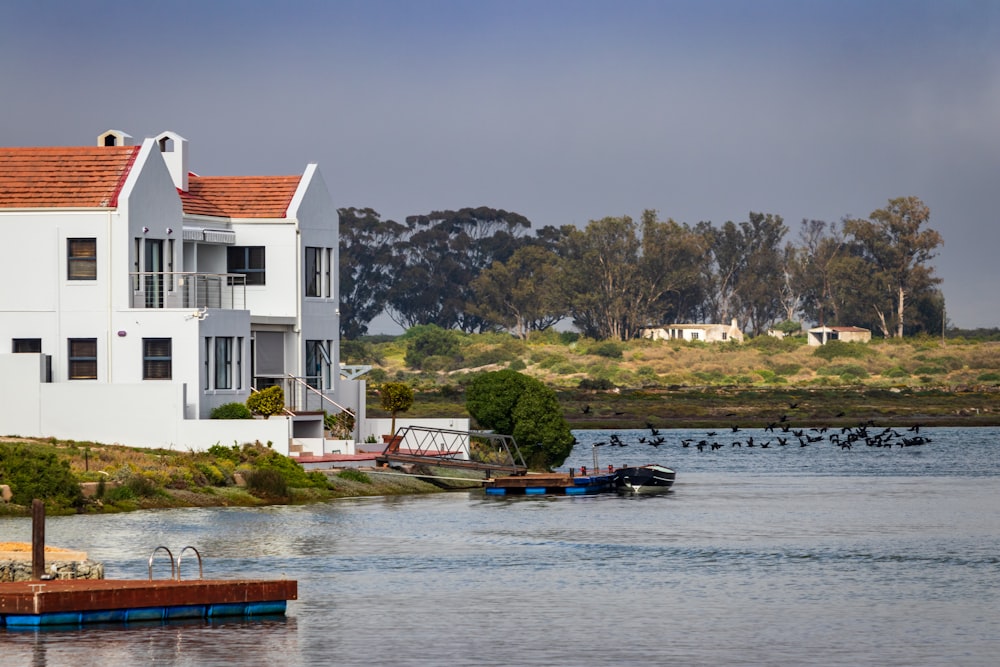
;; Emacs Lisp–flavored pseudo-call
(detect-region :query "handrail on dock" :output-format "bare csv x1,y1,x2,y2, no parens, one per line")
148,546,176,581
176,546,204,581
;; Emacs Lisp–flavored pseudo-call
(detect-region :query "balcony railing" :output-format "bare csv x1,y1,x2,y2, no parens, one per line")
130,272,246,310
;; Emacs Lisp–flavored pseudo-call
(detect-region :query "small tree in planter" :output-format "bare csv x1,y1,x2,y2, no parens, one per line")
379,382,414,445
246,385,285,417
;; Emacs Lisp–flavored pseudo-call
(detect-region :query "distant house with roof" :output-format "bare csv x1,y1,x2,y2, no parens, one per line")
641,318,744,344
807,326,872,346
0,129,362,455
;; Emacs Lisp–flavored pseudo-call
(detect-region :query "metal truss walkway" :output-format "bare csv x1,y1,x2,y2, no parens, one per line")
376,425,528,476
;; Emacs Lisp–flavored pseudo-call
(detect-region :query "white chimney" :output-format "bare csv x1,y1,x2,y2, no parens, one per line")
154,131,189,192
97,129,133,147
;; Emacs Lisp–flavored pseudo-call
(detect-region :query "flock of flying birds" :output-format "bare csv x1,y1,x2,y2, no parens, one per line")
589,404,932,453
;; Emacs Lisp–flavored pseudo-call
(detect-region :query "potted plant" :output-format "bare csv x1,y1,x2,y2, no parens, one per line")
379,382,414,450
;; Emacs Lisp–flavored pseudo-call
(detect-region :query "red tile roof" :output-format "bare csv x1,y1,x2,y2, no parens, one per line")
181,175,301,219
0,146,140,209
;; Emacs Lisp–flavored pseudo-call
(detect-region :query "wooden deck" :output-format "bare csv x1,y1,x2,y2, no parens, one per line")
484,471,617,495
0,578,297,627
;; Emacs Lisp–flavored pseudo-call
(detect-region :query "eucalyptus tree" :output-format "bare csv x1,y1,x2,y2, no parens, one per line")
560,215,641,341
559,211,705,340
338,207,406,339
386,207,531,332
843,196,943,338
469,244,566,339
731,212,787,335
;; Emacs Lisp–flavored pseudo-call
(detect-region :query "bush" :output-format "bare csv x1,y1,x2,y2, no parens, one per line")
379,381,414,434
337,469,371,484
211,402,252,419
0,443,83,509
403,325,461,369
245,468,289,498
246,385,285,416
325,410,356,439
578,377,615,390
588,342,623,359
813,340,871,361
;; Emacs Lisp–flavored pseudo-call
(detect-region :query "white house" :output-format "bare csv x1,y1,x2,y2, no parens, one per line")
807,326,872,346
641,318,744,343
0,129,369,456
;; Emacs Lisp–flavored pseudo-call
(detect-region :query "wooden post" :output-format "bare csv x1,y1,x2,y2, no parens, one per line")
32,499,45,580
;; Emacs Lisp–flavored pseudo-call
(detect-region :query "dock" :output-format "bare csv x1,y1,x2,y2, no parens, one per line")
484,469,618,496
0,578,297,627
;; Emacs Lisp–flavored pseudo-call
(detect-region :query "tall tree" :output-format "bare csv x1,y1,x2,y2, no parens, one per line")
843,197,943,338
338,208,406,339
469,245,566,338
732,212,787,335
387,207,531,332
560,216,641,341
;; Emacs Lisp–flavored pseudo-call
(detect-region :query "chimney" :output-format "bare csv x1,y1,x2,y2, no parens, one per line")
97,129,133,147
154,131,189,192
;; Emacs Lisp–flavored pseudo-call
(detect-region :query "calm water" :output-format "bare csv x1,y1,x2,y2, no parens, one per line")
2,427,1000,666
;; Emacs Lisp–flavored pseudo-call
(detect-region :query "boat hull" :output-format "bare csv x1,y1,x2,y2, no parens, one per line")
614,464,676,495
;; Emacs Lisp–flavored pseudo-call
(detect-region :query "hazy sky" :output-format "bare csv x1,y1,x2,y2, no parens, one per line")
3,1,998,329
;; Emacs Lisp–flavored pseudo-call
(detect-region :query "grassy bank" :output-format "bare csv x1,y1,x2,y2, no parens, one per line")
355,334,1000,429
0,438,471,518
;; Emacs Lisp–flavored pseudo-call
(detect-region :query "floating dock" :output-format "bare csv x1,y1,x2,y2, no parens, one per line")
484,469,617,496
0,578,297,628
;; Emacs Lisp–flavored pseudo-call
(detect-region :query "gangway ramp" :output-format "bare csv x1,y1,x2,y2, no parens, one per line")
376,426,528,476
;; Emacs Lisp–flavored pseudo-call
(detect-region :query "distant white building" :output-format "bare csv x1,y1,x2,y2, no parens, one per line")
641,318,744,343
0,129,368,456
807,326,872,346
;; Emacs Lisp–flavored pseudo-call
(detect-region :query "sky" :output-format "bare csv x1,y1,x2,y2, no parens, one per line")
2,0,999,330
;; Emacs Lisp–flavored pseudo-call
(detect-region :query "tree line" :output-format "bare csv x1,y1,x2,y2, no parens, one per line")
339,197,944,342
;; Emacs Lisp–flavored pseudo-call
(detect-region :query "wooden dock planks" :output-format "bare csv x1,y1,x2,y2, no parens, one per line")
0,579,297,626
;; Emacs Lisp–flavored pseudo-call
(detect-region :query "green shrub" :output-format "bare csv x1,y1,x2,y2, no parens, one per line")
403,325,461,369
977,372,1000,383
588,342,623,358
210,402,252,419
912,365,946,375
0,443,83,509
578,377,615,390
245,468,289,498
770,363,802,376
813,340,871,361
208,443,241,462
508,359,527,371
337,469,371,484
883,366,910,378
246,385,285,416
325,410,356,439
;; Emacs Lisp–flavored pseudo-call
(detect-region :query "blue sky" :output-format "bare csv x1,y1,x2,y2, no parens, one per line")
3,1,998,329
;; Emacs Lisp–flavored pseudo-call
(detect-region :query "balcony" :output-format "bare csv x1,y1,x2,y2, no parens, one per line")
130,272,246,310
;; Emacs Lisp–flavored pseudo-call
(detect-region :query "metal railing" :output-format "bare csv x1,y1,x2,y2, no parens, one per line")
130,272,246,310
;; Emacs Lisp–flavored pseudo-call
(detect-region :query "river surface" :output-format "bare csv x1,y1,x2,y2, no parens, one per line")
2,426,999,666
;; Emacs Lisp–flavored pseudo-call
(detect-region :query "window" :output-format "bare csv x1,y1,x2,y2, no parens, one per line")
68,238,97,280
68,338,97,380
142,338,172,380
690,331,700,341
305,247,321,297
215,337,233,389
325,248,333,297
227,246,265,285
13,338,41,353
306,340,331,389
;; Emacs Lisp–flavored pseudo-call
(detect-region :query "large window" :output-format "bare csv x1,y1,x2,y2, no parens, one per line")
67,238,97,280
215,337,233,389
305,247,322,297
142,338,172,380
68,338,97,380
227,246,266,285
12,338,41,353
